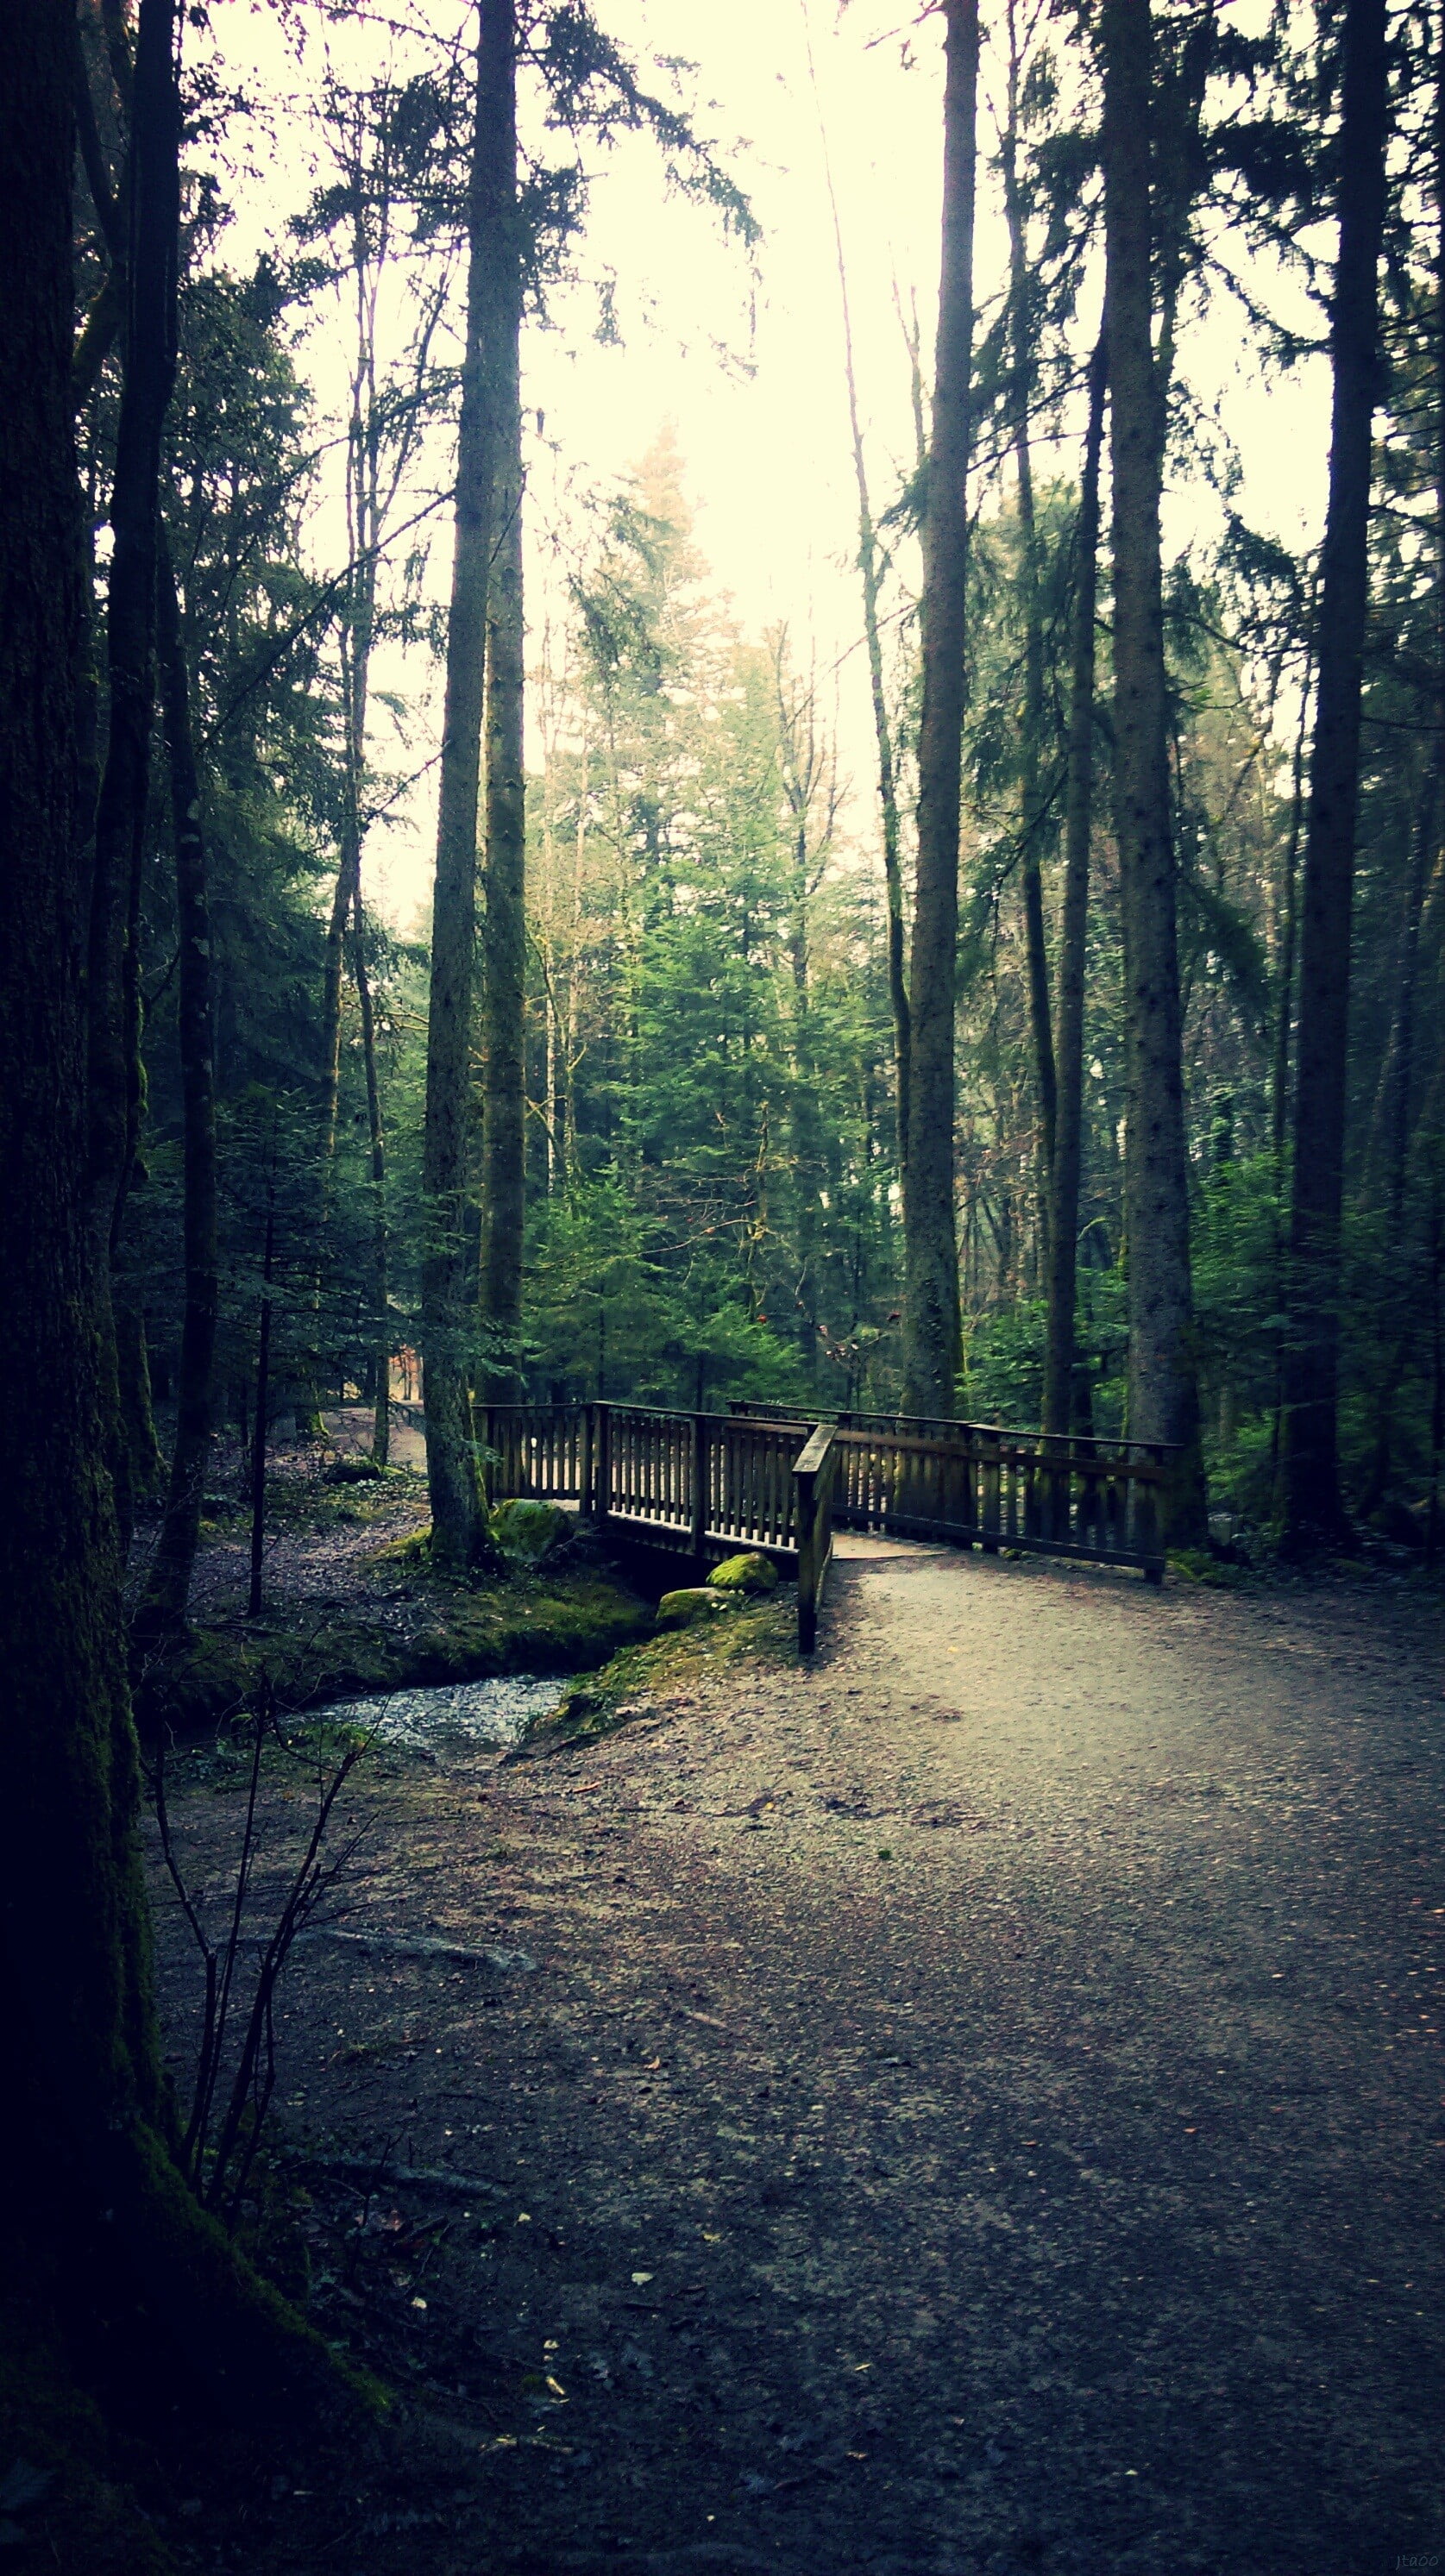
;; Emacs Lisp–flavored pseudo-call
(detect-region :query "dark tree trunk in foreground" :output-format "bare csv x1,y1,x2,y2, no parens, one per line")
480,300,527,1393
1279,0,1390,1549
902,0,978,1418
0,0,329,2409
133,531,219,1648
1043,335,1107,1438
1101,0,1207,1540
421,0,514,1568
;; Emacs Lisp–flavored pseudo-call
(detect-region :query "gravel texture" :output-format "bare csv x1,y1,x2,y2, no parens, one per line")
148,1536,1443,2576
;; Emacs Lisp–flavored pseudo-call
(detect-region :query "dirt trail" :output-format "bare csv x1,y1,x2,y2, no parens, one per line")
152,1539,1443,2576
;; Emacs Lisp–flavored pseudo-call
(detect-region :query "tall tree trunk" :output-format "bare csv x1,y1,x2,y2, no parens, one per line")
422,0,515,1570
85,0,176,1260
1101,0,1208,1539
1360,11,1445,1514
479,313,526,1394
1002,4,1058,1194
352,887,392,1465
1042,335,1107,1438
1279,0,1390,1549
248,1190,275,1618
816,87,911,1168
902,0,979,1419
133,530,218,1648
0,0,330,2409
85,0,178,1551
1270,645,1312,1168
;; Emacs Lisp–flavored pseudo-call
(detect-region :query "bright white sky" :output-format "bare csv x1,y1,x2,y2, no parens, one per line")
208,0,1334,929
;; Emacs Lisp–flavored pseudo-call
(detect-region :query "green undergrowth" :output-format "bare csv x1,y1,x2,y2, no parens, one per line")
513,1589,795,1758
1166,1547,1253,1589
134,1570,654,1739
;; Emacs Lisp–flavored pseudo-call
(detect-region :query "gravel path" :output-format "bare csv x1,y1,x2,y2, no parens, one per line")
154,1539,1444,2576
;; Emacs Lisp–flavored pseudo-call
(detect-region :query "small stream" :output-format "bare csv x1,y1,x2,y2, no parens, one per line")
316,1673,565,1754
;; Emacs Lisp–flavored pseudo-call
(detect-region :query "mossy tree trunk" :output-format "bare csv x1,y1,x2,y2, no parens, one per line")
1042,335,1107,1439
422,0,514,1568
1101,0,1208,1541
0,0,333,2410
479,280,527,1396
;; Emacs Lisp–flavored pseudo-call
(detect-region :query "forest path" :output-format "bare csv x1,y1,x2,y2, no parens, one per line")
153,1541,1444,2576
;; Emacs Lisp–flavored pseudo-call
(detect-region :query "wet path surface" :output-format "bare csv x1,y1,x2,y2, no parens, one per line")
154,1542,1443,2576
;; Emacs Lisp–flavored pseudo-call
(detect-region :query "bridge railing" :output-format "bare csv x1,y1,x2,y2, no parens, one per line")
477,1391,1167,1661
730,1401,1170,1581
477,1400,812,1567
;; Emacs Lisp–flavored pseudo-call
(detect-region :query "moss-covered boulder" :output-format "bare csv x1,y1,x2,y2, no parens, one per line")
489,1498,572,1562
656,1586,729,1632
707,1551,779,1595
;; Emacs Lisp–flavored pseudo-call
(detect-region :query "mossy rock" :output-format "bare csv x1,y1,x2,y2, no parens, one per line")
324,1454,385,1485
707,1551,779,1595
371,1526,433,1567
490,1498,572,1562
656,1586,730,1632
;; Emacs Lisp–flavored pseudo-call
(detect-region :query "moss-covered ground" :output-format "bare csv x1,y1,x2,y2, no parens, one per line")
128,1450,655,1736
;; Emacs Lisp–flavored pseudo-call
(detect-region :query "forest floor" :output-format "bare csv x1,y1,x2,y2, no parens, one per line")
136,1531,1443,2576
126,1413,651,1730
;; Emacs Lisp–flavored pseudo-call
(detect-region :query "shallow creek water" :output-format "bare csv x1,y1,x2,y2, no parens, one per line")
317,1673,565,1754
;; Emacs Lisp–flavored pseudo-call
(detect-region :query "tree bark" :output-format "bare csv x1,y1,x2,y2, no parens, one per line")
1101,0,1208,1539
352,887,392,1465
1358,0,1445,1508
902,0,978,1419
85,0,176,1263
0,0,331,2410
83,0,178,1557
421,0,514,1568
819,106,911,1169
133,529,219,1647
1279,0,1390,1548
1042,335,1107,1438
479,308,527,1395
249,1192,274,1617
113,1284,167,1513
1002,11,1058,1192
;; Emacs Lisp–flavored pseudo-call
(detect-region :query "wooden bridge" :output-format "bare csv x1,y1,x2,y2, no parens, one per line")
480,1400,1171,1656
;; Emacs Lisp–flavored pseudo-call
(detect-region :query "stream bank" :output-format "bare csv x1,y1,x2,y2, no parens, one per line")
128,1442,655,1735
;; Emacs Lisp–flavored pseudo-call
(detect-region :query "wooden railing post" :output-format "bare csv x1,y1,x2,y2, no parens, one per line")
793,1422,836,1656
594,1401,611,1532
580,1403,594,1518
691,1412,709,1564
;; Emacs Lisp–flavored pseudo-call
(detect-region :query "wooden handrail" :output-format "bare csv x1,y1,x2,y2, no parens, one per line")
479,1395,1167,1595
730,1395,1179,1468
793,1423,836,1657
